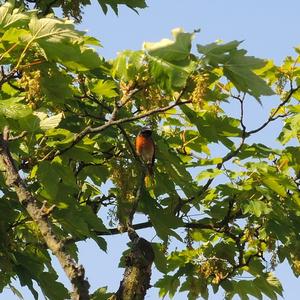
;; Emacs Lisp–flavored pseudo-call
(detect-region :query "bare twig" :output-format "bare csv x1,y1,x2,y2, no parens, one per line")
247,86,300,135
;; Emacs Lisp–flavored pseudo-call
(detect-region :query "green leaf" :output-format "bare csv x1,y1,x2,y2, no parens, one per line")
152,243,168,273
197,40,274,99
254,273,283,299
242,200,272,217
261,176,287,197
223,60,274,100
212,241,236,265
0,97,31,119
147,55,192,90
2,27,29,43
36,159,77,199
156,137,197,197
80,206,108,232
79,165,109,185
181,105,240,148
45,128,75,148
0,1,29,29
56,207,91,238
112,50,145,80
238,143,279,160
90,233,108,252
40,41,102,71
28,16,79,42
97,0,147,15
27,16,102,71
141,191,183,242
197,40,242,64
225,280,263,300
38,272,69,300
40,66,73,102
143,28,196,90
155,275,180,298
278,113,300,145
92,80,118,98
16,265,39,300
91,286,113,300
34,111,63,130
180,276,209,300
36,161,60,199
196,169,223,181
144,28,193,62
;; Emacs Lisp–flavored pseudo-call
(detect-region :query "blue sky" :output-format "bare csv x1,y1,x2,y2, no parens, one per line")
2,0,300,299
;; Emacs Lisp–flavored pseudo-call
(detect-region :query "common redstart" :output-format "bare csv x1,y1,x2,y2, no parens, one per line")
135,126,155,177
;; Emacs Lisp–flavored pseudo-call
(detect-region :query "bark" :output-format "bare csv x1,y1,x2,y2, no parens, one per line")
112,229,154,300
0,127,90,300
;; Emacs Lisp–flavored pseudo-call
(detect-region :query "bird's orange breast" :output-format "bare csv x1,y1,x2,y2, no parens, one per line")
135,135,154,163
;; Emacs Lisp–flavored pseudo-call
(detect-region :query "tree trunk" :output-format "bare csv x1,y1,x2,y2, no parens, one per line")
113,231,154,300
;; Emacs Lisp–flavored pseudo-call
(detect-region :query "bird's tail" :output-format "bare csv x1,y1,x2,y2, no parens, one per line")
145,163,154,188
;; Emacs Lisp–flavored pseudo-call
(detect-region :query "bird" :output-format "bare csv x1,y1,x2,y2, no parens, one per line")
135,126,155,178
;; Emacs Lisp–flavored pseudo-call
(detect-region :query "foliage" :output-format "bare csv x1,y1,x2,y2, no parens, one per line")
0,0,300,299
10,0,147,22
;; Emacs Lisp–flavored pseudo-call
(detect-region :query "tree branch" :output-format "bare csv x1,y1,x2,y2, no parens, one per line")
0,127,90,300
94,219,228,236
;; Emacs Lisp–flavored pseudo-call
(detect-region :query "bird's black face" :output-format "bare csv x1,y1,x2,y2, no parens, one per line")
139,127,152,137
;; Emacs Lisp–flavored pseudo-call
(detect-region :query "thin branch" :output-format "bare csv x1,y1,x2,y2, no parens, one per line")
8,131,27,141
42,98,191,161
247,86,300,135
118,125,140,161
91,97,189,131
7,216,30,232
220,252,261,283
7,80,25,92
232,93,247,132
218,197,236,229
0,68,18,88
